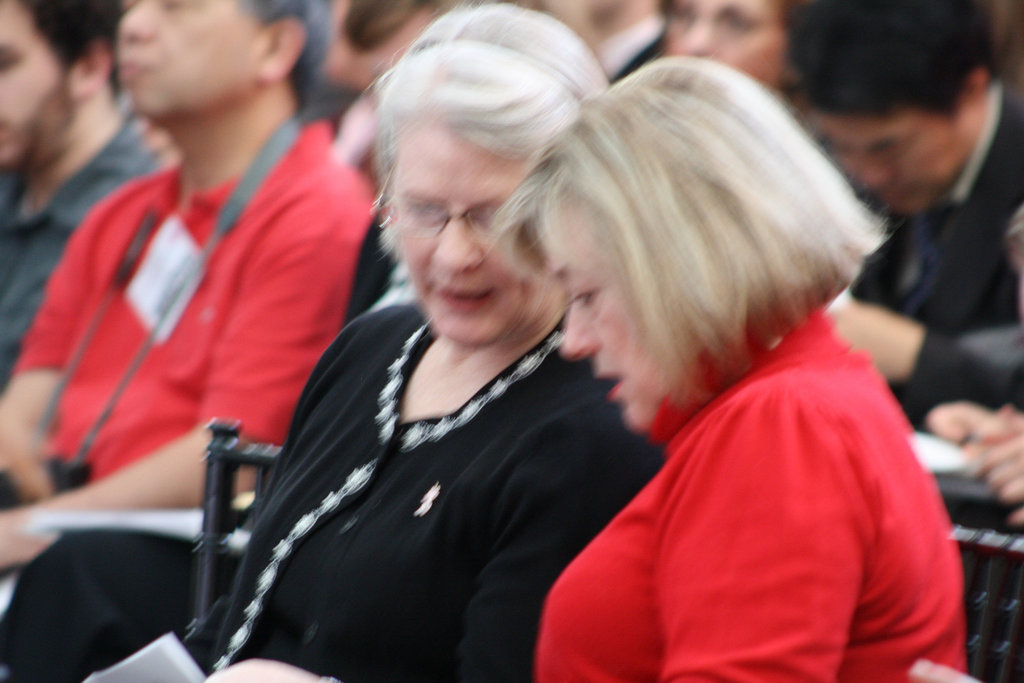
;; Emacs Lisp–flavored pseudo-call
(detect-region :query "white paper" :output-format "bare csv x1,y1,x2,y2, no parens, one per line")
911,431,973,474
82,632,205,683
24,508,202,542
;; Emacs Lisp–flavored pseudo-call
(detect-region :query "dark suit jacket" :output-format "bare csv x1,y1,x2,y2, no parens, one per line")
852,90,1024,424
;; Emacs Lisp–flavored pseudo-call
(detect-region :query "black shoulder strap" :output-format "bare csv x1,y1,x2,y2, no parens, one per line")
213,118,299,240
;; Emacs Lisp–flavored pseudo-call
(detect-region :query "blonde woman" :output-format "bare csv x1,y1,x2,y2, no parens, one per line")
503,57,966,681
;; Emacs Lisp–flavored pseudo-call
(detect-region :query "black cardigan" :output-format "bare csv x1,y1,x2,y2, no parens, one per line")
195,305,662,682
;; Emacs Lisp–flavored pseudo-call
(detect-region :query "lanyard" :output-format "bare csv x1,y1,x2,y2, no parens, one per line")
36,119,300,466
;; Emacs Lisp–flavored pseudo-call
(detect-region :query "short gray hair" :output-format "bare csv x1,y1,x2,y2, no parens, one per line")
239,0,330,106
504,57,885,402
373,3,607,190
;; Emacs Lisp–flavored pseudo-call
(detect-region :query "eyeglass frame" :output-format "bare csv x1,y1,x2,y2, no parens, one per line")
376,193,504,240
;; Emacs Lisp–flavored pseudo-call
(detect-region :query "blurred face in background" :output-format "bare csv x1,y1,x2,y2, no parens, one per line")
0,0,72,174
325,0,435,92
663,0,790,89
812,106,976,216
118,0,272,123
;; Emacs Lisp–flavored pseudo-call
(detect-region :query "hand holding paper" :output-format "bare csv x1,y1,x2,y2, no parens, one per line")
82,632,204,683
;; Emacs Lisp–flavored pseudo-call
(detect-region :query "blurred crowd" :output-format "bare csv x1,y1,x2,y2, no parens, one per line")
1,0,1023,681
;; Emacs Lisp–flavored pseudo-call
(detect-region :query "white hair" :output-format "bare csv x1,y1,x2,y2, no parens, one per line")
504,57,885,402
373,3,607,188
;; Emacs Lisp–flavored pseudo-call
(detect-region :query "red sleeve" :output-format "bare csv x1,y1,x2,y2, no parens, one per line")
656,389,874,681
198,165,372,445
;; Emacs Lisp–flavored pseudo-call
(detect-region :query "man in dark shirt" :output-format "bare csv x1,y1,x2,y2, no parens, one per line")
0,0,156,388
789,0,1024,425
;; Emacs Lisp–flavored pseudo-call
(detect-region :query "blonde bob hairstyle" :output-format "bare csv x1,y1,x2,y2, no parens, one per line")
502,57,885,403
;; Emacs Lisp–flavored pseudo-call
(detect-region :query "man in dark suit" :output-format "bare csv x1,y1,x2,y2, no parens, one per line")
789,0,1024,425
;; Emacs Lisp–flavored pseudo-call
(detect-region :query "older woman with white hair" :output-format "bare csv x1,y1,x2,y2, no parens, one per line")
0,5,661,683
502,57,966,681
198,9,656,680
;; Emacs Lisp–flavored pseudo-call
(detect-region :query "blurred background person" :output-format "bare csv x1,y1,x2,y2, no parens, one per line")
584,0,665,81
660,0,809,98
527,0,665,82
0,0,371,569
330,0,459,321
504,56,965,681
326,0,457,177
0,5,661,682
326,0,450,96
511,0,599,49
924,204,1024,528
0,0,156,389
788,0,1024,427
927,401,1024,526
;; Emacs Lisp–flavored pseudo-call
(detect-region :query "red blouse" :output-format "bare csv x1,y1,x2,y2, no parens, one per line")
535,312,966,682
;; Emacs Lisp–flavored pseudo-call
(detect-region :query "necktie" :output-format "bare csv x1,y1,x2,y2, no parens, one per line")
901,204,953,316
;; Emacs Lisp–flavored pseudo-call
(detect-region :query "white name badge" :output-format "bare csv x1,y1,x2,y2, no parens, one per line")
126,214,202,343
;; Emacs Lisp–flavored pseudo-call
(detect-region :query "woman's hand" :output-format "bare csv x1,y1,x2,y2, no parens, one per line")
908,659,979,683
205,659,333,682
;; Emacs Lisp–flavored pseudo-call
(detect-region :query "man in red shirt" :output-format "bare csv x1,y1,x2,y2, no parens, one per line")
0,0,373,569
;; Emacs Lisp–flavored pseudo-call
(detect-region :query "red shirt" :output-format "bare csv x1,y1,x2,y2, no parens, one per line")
17,123,373,480
536,312,966,682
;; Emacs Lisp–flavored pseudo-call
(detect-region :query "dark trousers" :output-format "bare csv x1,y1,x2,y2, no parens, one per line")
0,530,192,683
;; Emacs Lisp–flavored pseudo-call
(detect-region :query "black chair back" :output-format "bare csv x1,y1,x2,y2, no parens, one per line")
956,525,1024,682
189,420,279,633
